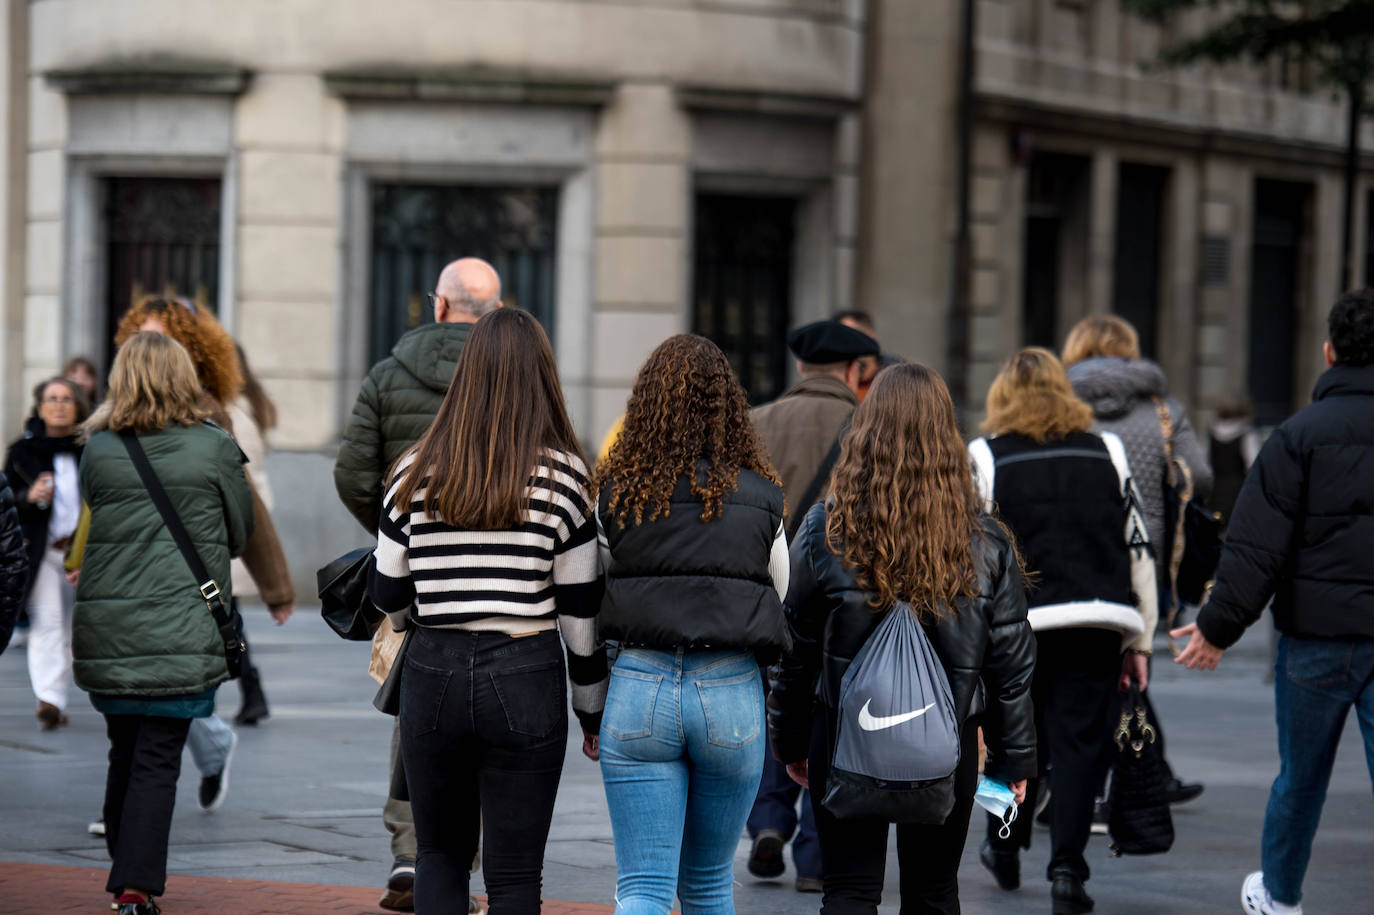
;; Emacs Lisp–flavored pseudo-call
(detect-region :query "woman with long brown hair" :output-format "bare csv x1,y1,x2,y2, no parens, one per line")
368,308,606,914
593,334,789,915
968,348,1156,915
768,362,1036,914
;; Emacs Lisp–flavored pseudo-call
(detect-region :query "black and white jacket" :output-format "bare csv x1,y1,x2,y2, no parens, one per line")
968,430,1157,652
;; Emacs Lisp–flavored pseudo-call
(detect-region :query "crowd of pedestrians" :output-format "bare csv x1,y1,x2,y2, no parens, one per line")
1,251,1372,915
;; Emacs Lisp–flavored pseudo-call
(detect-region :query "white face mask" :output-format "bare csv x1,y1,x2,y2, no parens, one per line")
974,775,1019,839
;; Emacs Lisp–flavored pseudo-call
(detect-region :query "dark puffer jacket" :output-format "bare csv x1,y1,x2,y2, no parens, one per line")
0,473,29,653
1067,357,1212,557
74,423,254,696
598,466,789,660
1198,364,1374,648
768,504,1037,784
334,321,474,532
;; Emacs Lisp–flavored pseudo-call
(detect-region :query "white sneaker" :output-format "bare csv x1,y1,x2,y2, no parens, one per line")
87,819,105,837
1242,871,1303,915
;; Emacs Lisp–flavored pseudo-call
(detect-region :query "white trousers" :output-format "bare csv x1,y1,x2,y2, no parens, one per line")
27,547,74,710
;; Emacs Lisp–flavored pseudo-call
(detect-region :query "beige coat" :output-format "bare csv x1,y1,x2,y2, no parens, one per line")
750,375,857,528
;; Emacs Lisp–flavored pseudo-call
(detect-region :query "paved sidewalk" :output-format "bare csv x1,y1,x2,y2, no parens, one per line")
0,862,618,914
4,608,1372,913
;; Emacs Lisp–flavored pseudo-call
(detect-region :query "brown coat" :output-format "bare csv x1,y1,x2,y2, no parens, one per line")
749,375,857,525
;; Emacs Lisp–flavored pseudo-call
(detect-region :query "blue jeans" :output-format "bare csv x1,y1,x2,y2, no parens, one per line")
600,648,765,915
1263,635,1374,906
747,663,820,879
185,713,234,777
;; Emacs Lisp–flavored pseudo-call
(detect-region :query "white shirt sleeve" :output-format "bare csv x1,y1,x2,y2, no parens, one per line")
769,521,790,600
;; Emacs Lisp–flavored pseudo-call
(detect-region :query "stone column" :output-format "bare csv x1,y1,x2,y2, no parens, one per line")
0,0,28,435
232,74,344,450
588,83,691,448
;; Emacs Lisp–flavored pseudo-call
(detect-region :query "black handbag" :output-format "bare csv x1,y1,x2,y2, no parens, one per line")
1106,682,1175,856
119,432,246,679
317,547,384,641
1154,399,1225,607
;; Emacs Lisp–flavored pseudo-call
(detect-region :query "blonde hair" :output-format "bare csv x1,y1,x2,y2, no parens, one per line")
84,332,210,436
983,347,1093,443
1061,315,1140,367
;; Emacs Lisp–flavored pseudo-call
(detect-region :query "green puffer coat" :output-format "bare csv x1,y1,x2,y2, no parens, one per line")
333,321,474,532
73,422,253,696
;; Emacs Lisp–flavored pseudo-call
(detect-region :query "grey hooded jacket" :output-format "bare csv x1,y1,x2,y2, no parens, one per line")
1067,357,1213,571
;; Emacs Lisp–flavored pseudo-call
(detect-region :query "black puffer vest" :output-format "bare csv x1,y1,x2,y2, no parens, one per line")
598,466,788,661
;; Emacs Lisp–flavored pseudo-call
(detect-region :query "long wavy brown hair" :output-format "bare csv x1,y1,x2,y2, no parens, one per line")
114,297,242,405
982,347,1093,443
390,309,584,529
825,363,981,617
592,334,779,526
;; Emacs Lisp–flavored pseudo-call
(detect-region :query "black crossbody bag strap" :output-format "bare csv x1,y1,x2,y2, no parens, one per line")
786,423,848,543
119,432,244,673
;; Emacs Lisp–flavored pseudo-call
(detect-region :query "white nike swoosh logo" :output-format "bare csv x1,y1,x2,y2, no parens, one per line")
857,699,936,731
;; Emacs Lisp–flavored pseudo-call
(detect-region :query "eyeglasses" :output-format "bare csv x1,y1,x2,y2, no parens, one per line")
425,292,442,308
42,396,76,406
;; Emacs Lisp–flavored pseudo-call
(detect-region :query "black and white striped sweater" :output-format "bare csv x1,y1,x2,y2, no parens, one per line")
369,449,607,731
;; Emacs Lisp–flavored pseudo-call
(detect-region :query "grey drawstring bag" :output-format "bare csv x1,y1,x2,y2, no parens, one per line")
822,601,961,824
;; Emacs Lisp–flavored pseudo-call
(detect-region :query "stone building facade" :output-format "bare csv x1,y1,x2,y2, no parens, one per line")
1,0,1368,587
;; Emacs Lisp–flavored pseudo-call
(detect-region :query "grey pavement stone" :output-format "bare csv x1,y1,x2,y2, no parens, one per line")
2,609,1371,912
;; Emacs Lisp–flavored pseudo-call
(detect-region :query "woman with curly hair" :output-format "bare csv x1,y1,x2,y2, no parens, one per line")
767,362,1036,914
593,334,789,915
968,348,1157,915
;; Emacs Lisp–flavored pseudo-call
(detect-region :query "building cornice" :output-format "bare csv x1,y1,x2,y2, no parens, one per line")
44,58,250,95
323,66,615,106
978,90,1374,171
676,85,857,120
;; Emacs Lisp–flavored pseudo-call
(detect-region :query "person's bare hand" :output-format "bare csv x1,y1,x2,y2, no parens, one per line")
26,473,53,504
1170,623,1224,671
785,760,809,789
268,603,294,625
1010,779,1027,805
1119,652,1149,691
65,568,80,586
582,732,600,761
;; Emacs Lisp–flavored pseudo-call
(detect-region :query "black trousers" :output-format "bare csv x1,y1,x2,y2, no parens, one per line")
809,708,981,915
102,714,192,897
988,628,1120,883
399,627,567,915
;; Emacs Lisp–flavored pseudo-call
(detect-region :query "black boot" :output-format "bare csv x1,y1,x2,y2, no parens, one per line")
235,664,269,725
1051,871,1094,915
979,839,1019,891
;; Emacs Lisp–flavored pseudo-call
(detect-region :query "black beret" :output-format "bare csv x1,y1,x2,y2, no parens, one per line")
787,320,881,364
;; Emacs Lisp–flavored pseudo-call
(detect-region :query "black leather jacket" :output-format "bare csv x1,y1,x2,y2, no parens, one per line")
768,504,1038,784
0,473,30,654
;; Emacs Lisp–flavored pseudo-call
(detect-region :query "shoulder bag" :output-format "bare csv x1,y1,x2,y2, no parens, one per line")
317,547,384,641
1153,399,1225,610
119,432,246,679
1106,681,1175,856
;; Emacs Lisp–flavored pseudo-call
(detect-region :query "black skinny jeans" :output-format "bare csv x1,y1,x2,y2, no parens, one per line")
987,628,1120,883
809,708,981,915
102,714,192,897
399,627,568,915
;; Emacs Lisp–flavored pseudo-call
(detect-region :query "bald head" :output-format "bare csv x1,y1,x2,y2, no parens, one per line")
434,258,502,323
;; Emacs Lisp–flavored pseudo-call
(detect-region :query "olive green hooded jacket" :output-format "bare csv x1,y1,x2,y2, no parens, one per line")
333,321,474,532
73,422,253,696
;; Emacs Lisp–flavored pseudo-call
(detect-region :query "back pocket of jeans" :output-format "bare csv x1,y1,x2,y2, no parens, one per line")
490,661,565,739
1286,640,1353,690
696,670,761,749
602,668,662,741
401,655,452,738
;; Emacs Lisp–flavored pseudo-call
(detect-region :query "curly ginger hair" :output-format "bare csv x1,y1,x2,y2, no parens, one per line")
114,296,243,406
592,334,779,527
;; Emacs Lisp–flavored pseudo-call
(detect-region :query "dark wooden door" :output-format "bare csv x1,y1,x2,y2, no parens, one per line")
692,194,795,403
1249,179,1309,426
104,177,222,364
369,183,558,366
1114,164,1169,359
